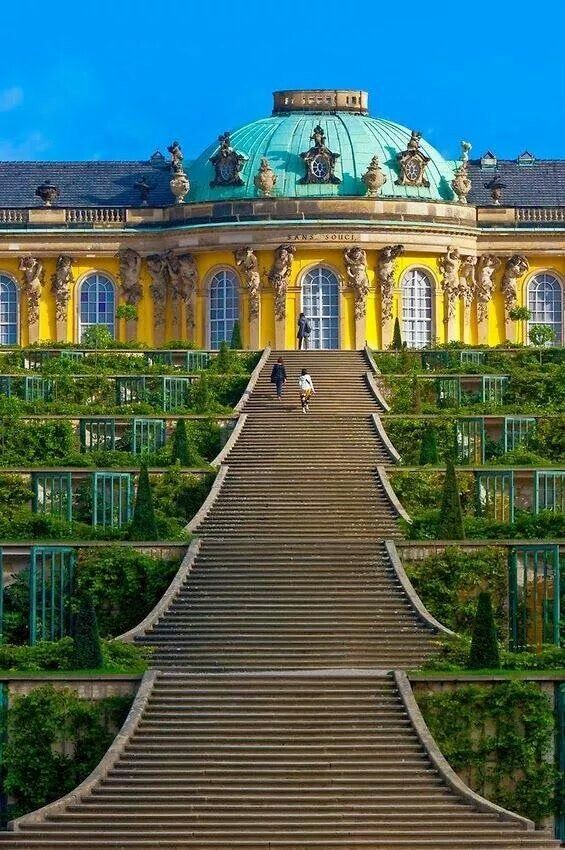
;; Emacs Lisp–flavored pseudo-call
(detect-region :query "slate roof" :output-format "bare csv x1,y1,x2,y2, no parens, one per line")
468,158,565,207
0,159,174,208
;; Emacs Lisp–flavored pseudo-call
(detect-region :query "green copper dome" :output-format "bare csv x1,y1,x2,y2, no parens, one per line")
186,90,456,204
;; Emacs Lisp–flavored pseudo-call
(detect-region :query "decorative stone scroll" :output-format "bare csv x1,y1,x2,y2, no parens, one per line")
51,255,73,323
344,246,369,320
377,245,403,321
501,255,529,313
235,247,261,320
18,256,44,329
438,247,460,318
269,244,295,321
475,254,500,322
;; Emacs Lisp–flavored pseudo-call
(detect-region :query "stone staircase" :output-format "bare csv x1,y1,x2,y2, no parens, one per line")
1,349,559,849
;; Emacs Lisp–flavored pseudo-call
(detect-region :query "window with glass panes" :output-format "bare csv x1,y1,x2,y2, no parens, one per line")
301,267,339,349
0,274,18,344
527,273,563,346
401,269,432,348
79,273,115,339
209,269,239,349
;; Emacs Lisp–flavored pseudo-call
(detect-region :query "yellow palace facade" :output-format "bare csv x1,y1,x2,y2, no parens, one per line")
0,89,563,350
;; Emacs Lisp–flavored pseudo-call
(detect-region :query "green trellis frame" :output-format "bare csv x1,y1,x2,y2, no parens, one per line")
79,418,116,452
161,377,191,411
482,376,508,405
0,377,11,397
456,417,485,464
116,376,147,405
24,376,54,402
28,546,75,645
459,350,485,366
475,470,514,522
92,472,133,527
32,472,73,522
436,377,461,407
535,471,565,513
508,544,560,652
185,351,212,371
132,418,166,454
504,416,536,452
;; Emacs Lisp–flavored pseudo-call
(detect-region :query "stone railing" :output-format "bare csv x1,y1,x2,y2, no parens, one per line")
0,209,28,224
65,207,126,225
516,207,565,223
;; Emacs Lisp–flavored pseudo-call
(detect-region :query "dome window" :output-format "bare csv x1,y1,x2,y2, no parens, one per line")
210,132,246,188
299,125,341,185
517,151,535,166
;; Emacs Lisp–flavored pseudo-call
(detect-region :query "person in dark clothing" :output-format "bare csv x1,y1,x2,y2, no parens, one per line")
297,313,311,350
270,356,287,400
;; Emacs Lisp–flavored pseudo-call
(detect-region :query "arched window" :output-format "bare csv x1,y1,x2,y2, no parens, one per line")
527,272,563,346
209,269,240,349
301,266,340,349
0,274,18,344
401,269,433,348
79,273,116,340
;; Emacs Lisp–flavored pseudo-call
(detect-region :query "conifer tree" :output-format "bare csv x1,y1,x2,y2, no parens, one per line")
411,378,422,414
391,317,403,350
468,591,500,669
170,419,203,467
191,373,211,413
130,464,158,540
419,426,439,465
437,457,465,539
230,321,243,350
72,592,103,669
216,340,231,373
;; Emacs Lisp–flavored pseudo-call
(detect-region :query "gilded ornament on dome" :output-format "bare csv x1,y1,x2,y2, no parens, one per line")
254,158,277,197
362,155,387,196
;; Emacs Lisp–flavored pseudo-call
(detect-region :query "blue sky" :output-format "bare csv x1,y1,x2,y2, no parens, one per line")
1,0,564,163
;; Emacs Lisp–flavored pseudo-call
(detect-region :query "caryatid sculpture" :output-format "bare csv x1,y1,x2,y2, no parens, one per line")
344,246,370,320
501,255,529,313
235,247,261,320
458,255,477,307
377,245,403,321
438,246,460,317
117,248,142,306
165,252,199,328
269,244,295,321
146,254,170,326
51,255,74,322
475,254,501,321
18,256,44,325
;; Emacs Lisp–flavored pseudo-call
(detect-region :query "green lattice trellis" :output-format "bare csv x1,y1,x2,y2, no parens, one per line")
132,418,166,454
482,376,508,405
23,350,51,371
0,377,11,398
508,544,560,652
116,377,147,405
504,416,536,452
535,471,565,513
185,351,212,371
92,472,133,527
161,377,191,411
32,473,73,522
459,350,485,366
79,418,116,452
146,351,174,367
475,470,514,522
24,377,55,402
421,351,450,370
456,418,485,464
29,546,75,645
436,377,461,407
60,350,85,363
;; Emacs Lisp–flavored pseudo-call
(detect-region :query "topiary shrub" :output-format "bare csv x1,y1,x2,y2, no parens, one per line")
170,418,204,467
129,464,158,541
230,320,243,349
215,340,232,373
419,426,439,465
468,591,500,669
190,373,212,413
391,317,403,350
72,593,103,669
437,458,465,539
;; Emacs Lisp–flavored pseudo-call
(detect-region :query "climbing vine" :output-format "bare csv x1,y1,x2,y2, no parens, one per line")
418,681,557,823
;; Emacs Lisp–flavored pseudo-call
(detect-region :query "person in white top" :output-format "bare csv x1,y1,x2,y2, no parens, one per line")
298,369,315,413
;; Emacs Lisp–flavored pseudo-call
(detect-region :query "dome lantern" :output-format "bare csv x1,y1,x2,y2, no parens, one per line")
272,89,369,115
